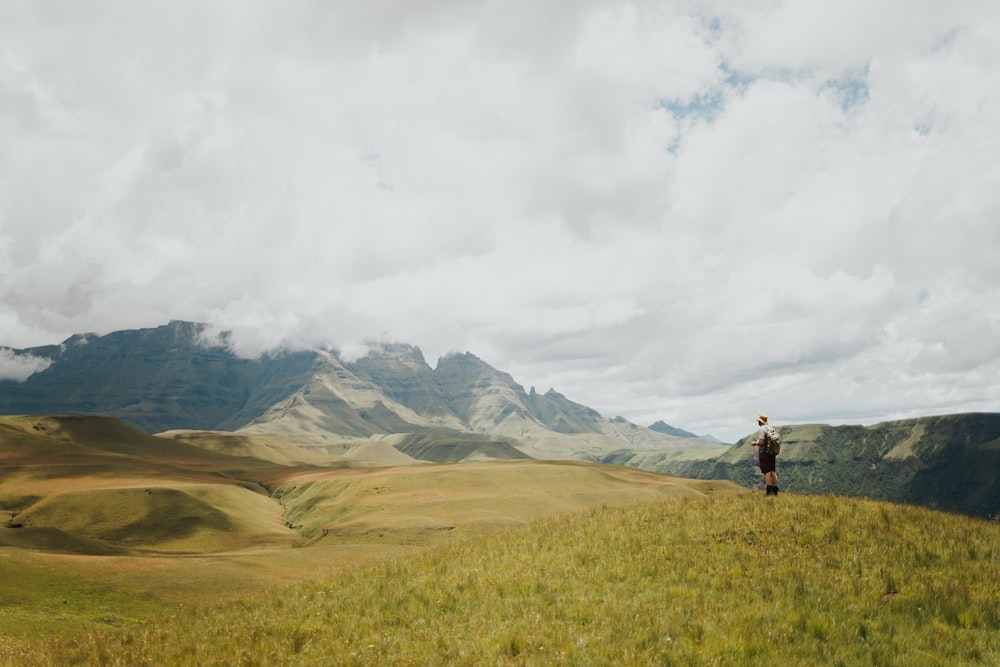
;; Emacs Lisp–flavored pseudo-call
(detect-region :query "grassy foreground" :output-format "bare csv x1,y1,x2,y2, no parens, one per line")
7,493,1000,666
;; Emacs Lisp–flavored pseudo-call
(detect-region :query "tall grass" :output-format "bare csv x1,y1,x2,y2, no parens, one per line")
12,493,1000,666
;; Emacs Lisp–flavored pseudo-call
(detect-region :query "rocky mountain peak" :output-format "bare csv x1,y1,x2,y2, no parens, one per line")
0,321,718,468
436,352,521,387
648,421,699,439
359,342,428,366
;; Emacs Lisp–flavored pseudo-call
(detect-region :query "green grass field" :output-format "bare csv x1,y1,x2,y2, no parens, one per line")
4,493,998,666
3,416,999,665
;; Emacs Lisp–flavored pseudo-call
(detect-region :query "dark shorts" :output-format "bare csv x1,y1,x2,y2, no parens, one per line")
759,452,777,474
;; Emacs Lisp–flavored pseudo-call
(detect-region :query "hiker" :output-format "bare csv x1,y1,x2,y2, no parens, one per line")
752,413,779,496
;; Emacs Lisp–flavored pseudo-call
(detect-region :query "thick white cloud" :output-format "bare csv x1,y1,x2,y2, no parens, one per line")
0,348,52,382
2,1,998,441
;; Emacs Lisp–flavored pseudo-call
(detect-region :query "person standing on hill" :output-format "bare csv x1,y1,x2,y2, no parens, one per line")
752,414,779,496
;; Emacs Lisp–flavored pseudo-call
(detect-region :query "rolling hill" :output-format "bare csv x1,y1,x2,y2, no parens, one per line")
1,414,731,557
0,415,295,554
0,413,741,646
11,492,1000,666
1,413,997,664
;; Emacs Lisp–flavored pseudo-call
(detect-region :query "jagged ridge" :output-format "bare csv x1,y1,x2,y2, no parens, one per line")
0,322,720,464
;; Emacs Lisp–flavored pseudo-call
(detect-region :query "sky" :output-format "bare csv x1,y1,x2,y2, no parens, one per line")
2,1,999,442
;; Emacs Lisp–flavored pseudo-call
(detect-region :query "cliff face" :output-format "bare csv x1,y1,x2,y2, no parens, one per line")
0,322,321,433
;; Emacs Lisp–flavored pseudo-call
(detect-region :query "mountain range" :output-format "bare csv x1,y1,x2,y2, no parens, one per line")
2,321,997,518
0,321,723,465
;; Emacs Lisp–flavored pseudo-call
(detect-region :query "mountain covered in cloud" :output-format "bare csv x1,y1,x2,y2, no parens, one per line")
0,321,723,464
3,321,997,517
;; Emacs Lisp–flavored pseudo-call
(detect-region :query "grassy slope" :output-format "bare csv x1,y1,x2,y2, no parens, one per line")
0,415,295,554
270,460,735,546
4,414,998,665
0,415,742,650
157,429,343,467
13,484,293,552
13,493,1000,667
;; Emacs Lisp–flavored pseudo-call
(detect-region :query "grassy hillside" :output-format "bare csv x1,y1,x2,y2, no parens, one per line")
621,413,1000,519
4,414,998,665
1,415,742,652
269,460,732,547
0,415,295,553
0,414,278,478
392,432,533,463
9,493,999,666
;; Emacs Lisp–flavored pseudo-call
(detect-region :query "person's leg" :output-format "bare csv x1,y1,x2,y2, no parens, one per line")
765,471,778,494
760,455,777,494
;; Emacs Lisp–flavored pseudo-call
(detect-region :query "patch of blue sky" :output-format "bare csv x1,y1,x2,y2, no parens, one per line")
658,65,752,122
658,90,725,121
722,66,754,89
823,65,870,111
658,91,724,154
656,66,754,153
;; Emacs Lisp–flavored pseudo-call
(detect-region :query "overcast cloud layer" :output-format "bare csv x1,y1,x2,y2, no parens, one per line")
2,1,999,441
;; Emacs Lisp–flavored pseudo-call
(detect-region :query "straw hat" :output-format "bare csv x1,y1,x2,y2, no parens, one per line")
756,413,768,424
